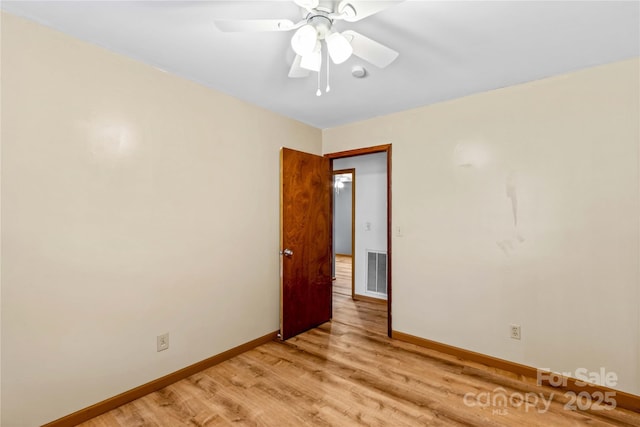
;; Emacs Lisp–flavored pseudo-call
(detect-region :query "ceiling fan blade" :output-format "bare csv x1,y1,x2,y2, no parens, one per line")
288,55,311,78
342,30,399,68
214,19,296,32
294,0,319,10
338,1,404,22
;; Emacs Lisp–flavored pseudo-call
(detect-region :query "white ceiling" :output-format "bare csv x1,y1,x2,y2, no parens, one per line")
3,1,639,129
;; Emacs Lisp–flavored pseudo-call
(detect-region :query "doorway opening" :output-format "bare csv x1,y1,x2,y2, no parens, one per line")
326,145,392,337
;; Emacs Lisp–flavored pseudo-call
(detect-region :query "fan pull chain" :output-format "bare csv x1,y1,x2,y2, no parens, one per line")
316,42,322,97
316,68,321,97
326,46,331,93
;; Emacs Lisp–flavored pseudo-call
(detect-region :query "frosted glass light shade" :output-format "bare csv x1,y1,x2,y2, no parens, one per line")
291,25,318,56
300,44,322,72
326,32,353,64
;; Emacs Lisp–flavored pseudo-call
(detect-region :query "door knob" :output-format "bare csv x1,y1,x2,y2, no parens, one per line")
281,248,293,257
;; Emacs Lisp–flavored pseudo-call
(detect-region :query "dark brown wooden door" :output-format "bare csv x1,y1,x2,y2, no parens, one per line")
280,147,332,340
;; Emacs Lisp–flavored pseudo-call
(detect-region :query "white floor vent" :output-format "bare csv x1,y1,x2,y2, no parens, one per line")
366,250,387,295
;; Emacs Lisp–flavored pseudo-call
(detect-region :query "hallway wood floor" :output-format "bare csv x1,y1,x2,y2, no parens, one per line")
81,256,639,426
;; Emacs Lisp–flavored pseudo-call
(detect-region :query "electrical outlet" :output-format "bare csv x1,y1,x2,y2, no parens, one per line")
157,333,169,352
510,324,521,340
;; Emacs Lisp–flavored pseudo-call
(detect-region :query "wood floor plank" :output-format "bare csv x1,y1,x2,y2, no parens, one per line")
79,257,640,426
243,344,437,426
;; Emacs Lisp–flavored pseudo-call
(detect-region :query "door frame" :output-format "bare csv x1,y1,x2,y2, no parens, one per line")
325,144,392,337
332,169,356,297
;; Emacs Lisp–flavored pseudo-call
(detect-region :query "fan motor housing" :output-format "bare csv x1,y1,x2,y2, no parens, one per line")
306,11,333,39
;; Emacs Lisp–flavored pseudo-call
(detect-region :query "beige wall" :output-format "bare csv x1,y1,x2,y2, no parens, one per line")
0,13,321,426
324,58,640,395
0,12,3,422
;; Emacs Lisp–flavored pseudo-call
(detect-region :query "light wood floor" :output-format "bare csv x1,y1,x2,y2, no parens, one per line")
81,255,639,426
333,254,353,296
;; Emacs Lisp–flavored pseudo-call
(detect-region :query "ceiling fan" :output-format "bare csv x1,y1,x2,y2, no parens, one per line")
214,0,403,94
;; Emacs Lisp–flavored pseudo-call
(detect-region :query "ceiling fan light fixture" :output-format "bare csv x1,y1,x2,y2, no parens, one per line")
326,31,353,64
291,24,318,56
300,42,322,72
